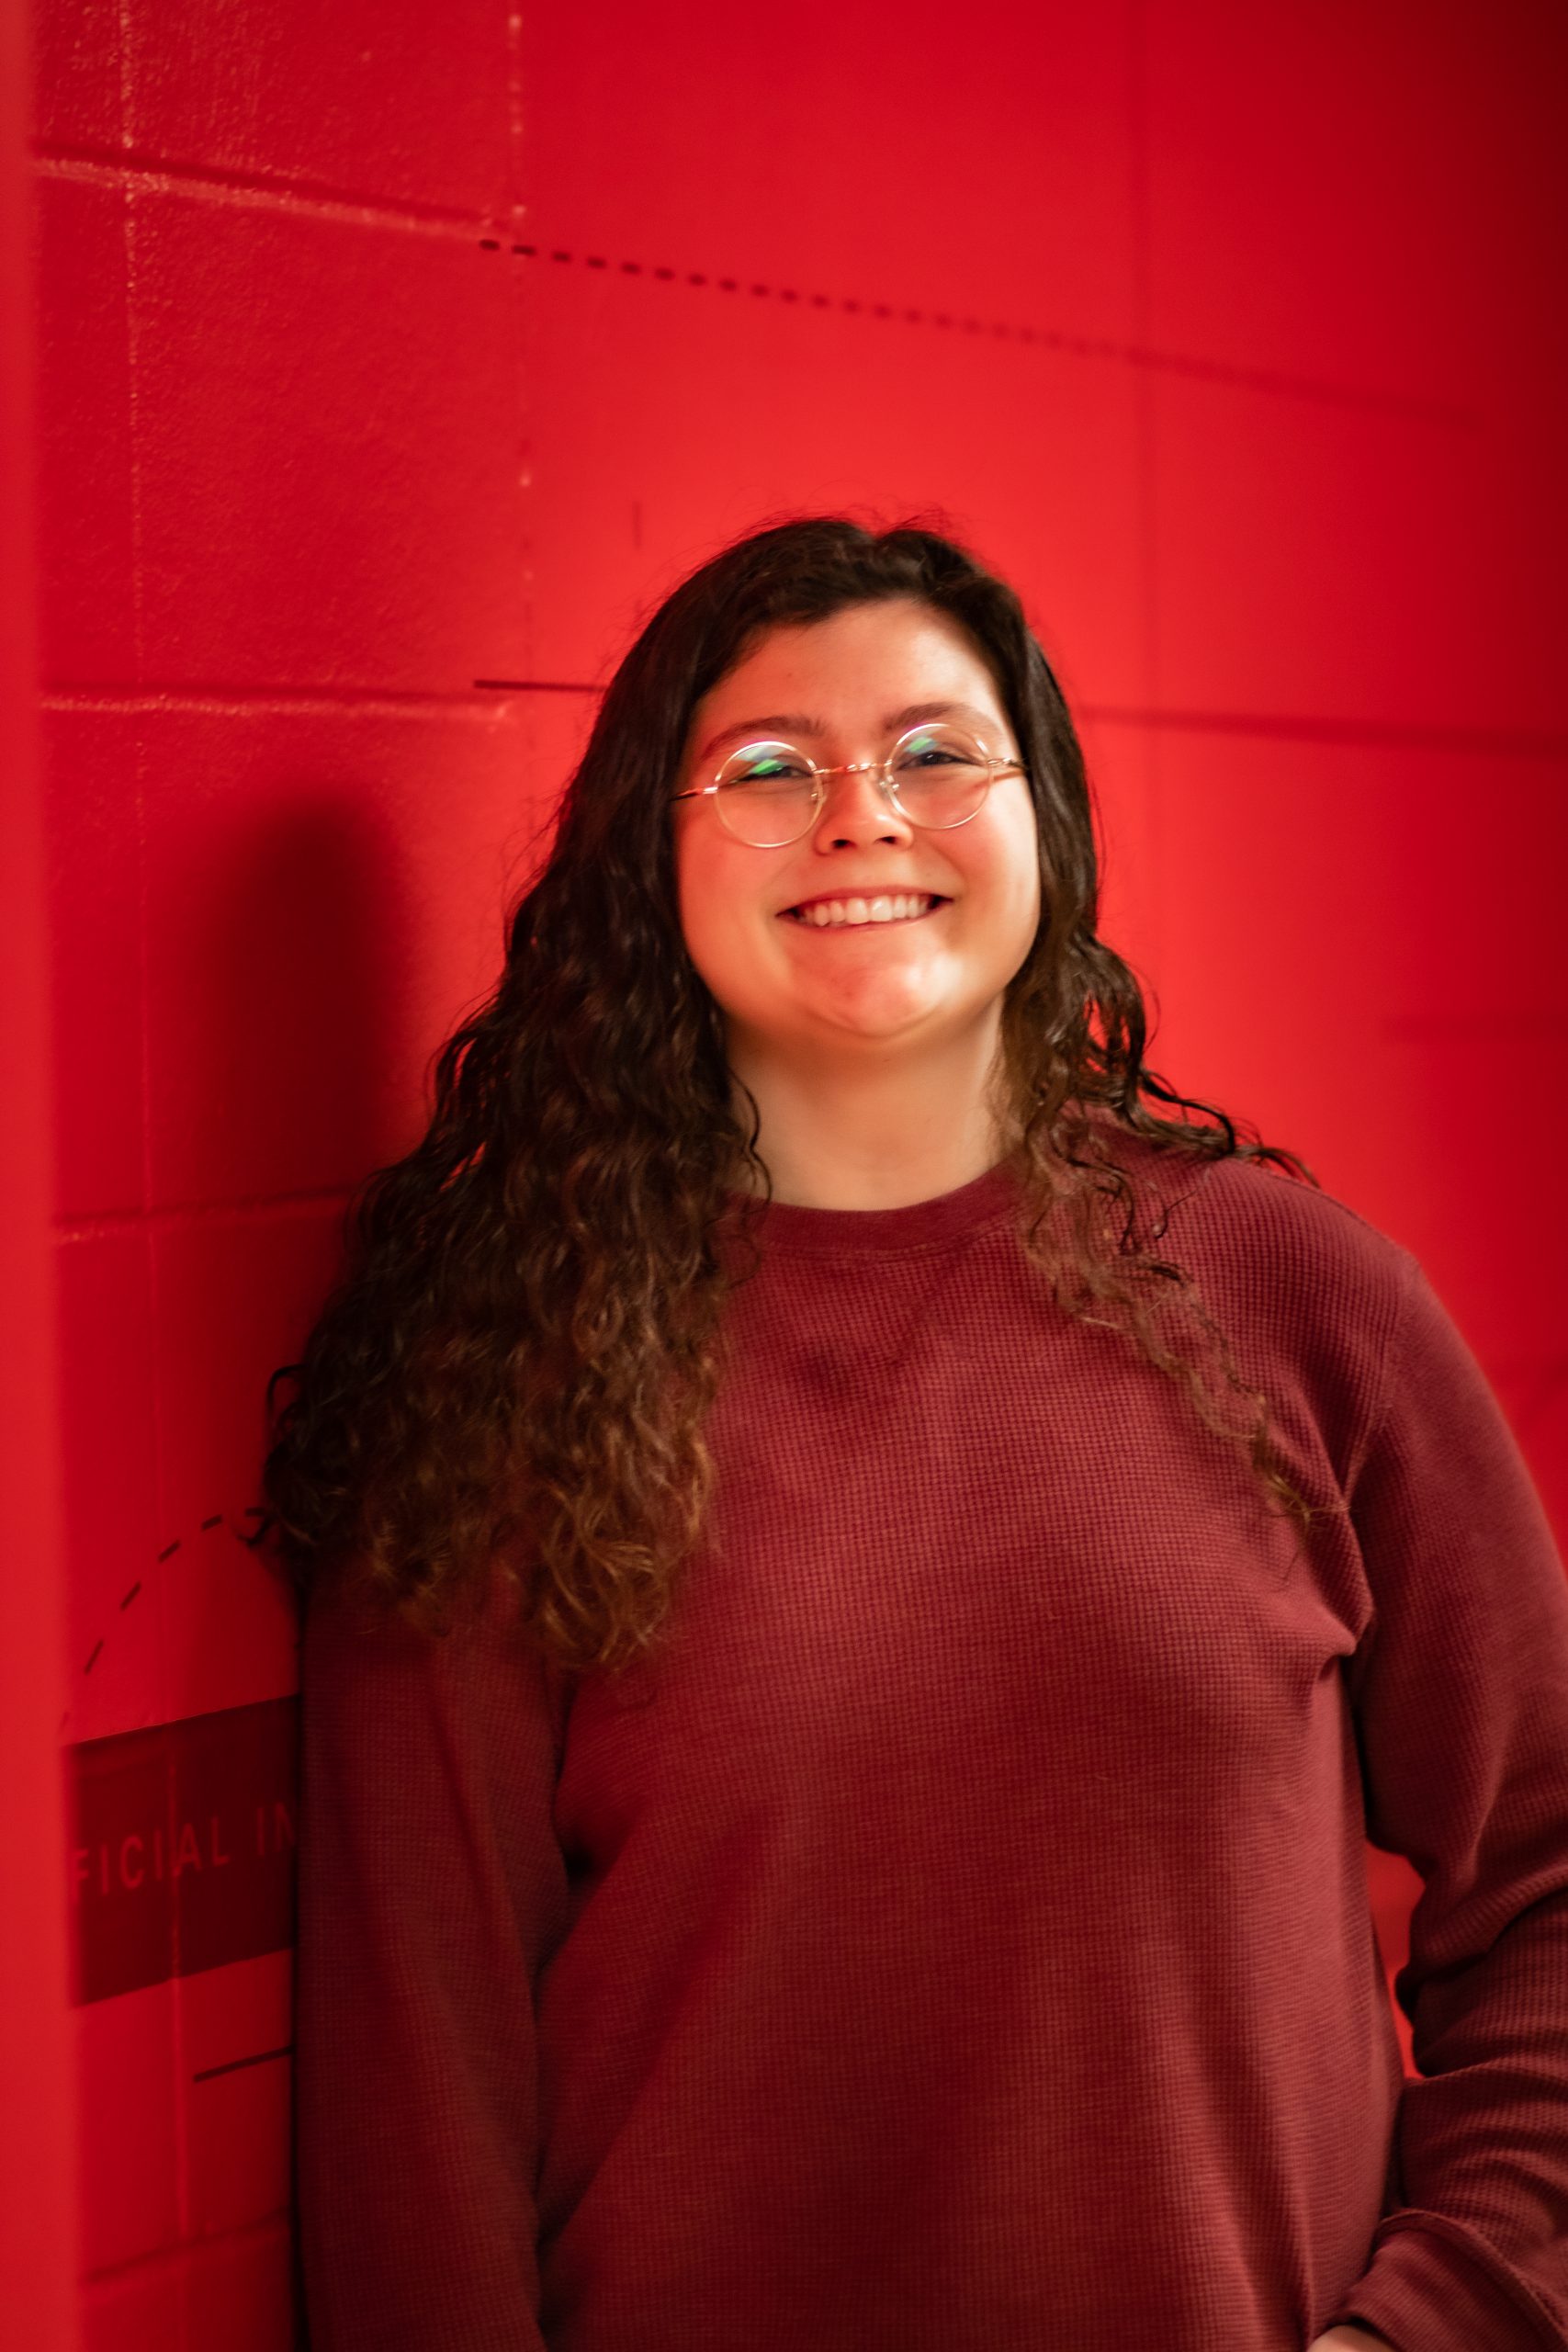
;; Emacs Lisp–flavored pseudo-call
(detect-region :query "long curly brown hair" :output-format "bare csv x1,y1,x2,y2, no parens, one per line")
251,513,1333,1678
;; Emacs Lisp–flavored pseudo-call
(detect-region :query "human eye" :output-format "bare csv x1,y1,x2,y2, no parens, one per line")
724,744,814,786
895,726,977,770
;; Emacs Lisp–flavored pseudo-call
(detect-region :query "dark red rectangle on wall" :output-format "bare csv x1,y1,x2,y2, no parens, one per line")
65,1695,298,2004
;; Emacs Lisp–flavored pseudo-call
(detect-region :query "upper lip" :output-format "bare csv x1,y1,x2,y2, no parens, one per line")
781,887,948,914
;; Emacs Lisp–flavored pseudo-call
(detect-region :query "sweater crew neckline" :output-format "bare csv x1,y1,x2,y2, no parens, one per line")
720,1153,1023,1256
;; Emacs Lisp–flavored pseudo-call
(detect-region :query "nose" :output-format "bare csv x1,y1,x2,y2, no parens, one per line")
811,762,914,848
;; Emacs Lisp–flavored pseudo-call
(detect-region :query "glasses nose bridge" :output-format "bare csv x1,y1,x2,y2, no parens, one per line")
809,760,907,843
813,752,901,816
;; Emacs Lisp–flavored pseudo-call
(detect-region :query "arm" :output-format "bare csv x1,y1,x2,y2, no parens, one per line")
293,1565,572,2350
1315,1249,1568,2352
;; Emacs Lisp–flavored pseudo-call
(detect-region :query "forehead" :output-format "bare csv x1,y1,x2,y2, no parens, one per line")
709,598,999,707
683,601,1010,774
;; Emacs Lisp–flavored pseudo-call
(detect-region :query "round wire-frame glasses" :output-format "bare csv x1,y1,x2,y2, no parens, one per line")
670,719,1029,849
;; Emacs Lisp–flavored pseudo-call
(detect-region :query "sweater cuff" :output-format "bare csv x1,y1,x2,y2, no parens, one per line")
1323,2213,1565,2352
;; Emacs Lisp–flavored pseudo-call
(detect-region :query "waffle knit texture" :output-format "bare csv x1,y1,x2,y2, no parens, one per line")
294,1133,1568,2351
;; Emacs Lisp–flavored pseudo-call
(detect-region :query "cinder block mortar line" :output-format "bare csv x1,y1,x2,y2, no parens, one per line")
42,685,1568,761
1084,705,1568,763
35,144,484,242
81,2208,291,2293
53,1187,356,1242
1126,0,1162,974
42,686,540,718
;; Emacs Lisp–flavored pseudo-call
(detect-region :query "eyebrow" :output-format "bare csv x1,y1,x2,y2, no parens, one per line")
694,699,1000,769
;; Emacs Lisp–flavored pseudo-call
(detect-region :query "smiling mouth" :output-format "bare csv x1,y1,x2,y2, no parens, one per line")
782,892,950,929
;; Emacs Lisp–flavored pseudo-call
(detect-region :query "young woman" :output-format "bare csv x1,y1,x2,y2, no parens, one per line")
261,518,1568,2352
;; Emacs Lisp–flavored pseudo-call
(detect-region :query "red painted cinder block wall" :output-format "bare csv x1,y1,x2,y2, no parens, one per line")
5,0,81,2344
24,2,1568,2344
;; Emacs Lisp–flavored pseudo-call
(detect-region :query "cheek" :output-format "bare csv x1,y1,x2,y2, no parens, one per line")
1016,849,1044,939
674,831,750,988
1003,801,1045,933
973,845,1043,990
971,812,1043,940
672,820,716,939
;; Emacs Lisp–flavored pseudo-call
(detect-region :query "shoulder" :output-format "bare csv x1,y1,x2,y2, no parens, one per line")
1172,1143,1410,1279
1085,1121,1419,1442
1088,1115,1407,1277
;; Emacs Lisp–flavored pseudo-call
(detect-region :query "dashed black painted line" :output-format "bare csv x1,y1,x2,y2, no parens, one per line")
62,1505,277,1736
479,235,1473,426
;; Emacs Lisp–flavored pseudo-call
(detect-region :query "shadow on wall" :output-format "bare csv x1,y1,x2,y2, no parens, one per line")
176,778,424,1204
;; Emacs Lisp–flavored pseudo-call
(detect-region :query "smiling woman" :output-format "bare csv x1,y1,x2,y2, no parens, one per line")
261,516,1568,2352
670,597,1043,1209
258,512,1325,1668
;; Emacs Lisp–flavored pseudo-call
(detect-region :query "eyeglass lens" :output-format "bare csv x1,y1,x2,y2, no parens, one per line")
712,722,997,847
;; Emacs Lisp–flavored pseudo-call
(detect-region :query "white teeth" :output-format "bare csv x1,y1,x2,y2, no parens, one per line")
795,892,937,927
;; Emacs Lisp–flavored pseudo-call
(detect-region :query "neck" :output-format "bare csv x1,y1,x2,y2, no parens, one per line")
723,1016,1018,1211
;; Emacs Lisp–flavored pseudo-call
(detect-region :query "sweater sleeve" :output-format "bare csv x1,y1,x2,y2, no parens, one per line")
293,1564,573,2351
1321,1246,1568,2352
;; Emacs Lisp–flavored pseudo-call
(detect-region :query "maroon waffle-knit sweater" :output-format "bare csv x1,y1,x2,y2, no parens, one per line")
293,1137,1568,2352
